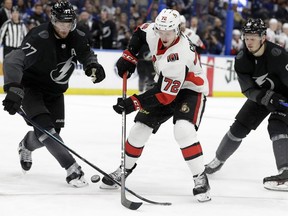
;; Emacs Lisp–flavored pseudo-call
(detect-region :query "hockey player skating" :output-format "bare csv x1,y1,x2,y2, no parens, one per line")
100,9,211,202
2,1,105,187
205,18,288,191
179,15,206,54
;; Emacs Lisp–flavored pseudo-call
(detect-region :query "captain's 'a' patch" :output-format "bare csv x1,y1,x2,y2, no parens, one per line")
167,53,179,62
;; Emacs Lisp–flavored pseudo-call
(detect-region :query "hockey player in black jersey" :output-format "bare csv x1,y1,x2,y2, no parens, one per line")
2,1,105,187
205,18,288,191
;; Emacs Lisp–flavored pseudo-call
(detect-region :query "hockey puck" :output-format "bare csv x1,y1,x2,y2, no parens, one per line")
91,175,100,183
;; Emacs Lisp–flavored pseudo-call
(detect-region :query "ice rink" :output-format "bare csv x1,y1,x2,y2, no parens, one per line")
0,94,287,215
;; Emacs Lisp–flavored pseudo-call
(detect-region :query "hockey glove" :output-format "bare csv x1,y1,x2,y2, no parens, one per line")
85,63,106,83
113,95,142,115
116,50,138,78
259,90,288,112
2,85,24,115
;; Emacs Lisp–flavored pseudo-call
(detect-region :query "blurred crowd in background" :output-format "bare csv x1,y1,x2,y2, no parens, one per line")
0,0,288,56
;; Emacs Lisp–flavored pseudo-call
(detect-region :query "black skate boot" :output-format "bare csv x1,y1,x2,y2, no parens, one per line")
18,139,32,172
100,164,137,189
263,168,288,191
205,157,224,174
66,162,88,188
193,172,211,202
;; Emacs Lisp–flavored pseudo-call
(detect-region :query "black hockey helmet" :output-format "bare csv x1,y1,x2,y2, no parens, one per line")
51,1,76,31
242,18,266,36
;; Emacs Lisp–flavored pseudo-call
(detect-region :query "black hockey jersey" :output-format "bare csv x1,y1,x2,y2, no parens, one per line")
3,22,98,94
235,41,288,102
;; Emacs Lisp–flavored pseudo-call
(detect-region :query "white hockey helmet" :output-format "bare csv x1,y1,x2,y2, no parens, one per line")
155,9,181,35
180,15,186,24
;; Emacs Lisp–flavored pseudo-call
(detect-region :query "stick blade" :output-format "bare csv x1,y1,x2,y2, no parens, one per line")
121,199,142,210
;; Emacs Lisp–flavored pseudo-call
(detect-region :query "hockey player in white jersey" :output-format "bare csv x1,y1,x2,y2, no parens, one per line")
100,9,211,202
179,15,206,53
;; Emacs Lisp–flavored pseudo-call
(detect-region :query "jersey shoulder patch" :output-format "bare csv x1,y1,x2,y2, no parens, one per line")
38,30,49,39
76,29,85,37
236,50,244,60
271,47,282,56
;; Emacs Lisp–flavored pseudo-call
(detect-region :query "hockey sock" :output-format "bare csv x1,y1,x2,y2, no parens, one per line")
23,131,44,151
272,136,288,170
174,120,204,175
125,122,153,169
216,130,242,162
38,128,76,169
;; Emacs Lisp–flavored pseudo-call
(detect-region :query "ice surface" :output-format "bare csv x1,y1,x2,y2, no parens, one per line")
0,95,287,215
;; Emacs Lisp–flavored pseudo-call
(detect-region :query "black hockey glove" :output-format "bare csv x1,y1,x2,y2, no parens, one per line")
113,95,142,115
85,63,106,83
259,90,288,112
2,85,24,115
116,49,138,78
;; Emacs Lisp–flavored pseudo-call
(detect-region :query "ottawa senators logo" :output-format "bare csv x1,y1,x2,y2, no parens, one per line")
180,103,190,113
167,53,179,62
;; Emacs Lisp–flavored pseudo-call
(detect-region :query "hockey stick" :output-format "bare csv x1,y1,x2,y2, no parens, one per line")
17,108,171,208
120,72,143,210
201,62,236,72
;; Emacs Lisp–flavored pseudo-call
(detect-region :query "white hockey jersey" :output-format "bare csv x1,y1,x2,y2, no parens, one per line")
139,23,209,98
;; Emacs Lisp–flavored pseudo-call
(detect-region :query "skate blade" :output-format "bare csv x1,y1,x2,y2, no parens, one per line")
99,183,120,190
264,181,288,191
195,192,211,202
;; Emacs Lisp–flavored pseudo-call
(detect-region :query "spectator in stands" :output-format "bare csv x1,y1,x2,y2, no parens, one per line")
77,11,93,46
202,26,223,55
29,2,48,26
0,0,13,28
232,2,245,29
230,29,243,55
275,0,288,24
93,7,117,49
266,18,278,43
180,15,206,53
280,23,288,51
116,27,131,50
69,0,85,12
16,0,30,18
211,17,225,45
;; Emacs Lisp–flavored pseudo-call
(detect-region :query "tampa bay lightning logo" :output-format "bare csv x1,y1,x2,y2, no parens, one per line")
254,73,275,89
50,57,76,84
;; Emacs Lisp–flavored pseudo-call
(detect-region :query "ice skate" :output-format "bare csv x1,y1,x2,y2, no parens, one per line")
66,162,88,188
18,139,32,172
193,172,211,202
205,157,224,174
100,164,137,189
263,168,288,191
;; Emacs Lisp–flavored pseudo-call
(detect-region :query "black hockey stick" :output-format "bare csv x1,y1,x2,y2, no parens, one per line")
17,108,171,209
201,62,236,72
120,72,143,210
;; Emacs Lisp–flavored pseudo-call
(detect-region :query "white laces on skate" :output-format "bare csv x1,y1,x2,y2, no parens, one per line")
66,162,88,188
19,143,32,162
193,173,211,202
69,175,88,188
